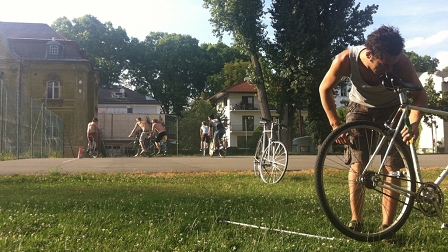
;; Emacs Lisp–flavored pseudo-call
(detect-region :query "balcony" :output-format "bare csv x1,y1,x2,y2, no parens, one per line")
228,124,254,132
230,103,257,111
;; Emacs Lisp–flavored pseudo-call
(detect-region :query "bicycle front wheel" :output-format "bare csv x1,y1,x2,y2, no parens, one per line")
315,121,416,242
218,138,227,158
260,141,288,184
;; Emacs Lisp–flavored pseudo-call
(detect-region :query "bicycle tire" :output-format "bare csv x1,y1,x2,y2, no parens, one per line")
260,141,288,184
253,137,263,176
314,121,416,242
218,138,227,158
147,140,157,157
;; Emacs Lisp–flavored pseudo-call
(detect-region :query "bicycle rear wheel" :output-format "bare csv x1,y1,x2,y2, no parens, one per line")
260,141,288,184
314,121,416,242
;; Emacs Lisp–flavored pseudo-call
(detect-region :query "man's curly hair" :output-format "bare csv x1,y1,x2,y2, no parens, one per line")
365,25,404,59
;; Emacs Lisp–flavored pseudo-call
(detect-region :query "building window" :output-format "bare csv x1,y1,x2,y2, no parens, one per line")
49,45,59,55
127,107,133,113
46,81,60,99
242,116,254,131
242,96,254,109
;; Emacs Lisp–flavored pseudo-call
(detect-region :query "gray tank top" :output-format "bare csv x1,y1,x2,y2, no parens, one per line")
349,46,399,108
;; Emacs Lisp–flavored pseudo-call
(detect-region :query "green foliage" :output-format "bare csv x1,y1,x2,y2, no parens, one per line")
204,0,272,120
422,75,448,124
267,0,378,144
0,151,15,161
51,15,130,86
404,50,439,73
178,98,216,151
248,125,263,149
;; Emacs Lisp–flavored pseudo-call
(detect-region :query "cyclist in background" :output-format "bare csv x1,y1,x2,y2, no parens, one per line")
128,117,152,156
208,114,225,151
86,118,100,151
151,118,167,155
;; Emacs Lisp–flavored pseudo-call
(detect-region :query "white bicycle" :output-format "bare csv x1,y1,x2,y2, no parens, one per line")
253,118,288,183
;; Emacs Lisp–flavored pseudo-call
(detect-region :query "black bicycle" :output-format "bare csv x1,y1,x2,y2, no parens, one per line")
128,133,157,157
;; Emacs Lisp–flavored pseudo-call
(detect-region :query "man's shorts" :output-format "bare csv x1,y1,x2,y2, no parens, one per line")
156,131,167,143
213,128,225,139
139,131,151,143
345,101,404,168
201,134,210,143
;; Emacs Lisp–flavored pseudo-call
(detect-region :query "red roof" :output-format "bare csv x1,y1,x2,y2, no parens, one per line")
209,81,257,102
224,81,257,92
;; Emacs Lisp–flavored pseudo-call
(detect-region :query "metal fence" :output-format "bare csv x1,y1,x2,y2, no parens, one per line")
0,81,64,159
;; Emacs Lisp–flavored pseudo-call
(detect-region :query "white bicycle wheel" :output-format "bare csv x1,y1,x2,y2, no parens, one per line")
260,141,288,184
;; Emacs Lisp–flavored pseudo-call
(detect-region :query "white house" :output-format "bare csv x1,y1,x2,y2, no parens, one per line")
208,81,280,149
418,71,448,153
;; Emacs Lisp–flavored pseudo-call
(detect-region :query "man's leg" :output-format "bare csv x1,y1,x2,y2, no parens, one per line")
382,166,400,227
349,162,365,223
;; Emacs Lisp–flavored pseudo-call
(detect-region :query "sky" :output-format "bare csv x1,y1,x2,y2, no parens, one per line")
1,0,447,69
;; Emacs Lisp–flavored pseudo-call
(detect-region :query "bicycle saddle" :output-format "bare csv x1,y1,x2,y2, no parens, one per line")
380,72,422,91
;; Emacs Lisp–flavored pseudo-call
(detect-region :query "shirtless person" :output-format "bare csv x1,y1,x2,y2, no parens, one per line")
87,118,100,150
150,119,167,155
128,117,152,156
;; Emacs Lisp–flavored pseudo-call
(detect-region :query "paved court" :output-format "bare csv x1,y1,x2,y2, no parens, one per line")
0,154,446,176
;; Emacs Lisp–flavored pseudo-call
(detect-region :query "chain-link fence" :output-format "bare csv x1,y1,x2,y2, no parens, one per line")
0,81,64,159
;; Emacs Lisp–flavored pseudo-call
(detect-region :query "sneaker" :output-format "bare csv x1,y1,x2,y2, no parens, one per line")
156,150,161,155
347,220,363,232
200,149,202,151
134,153,139,157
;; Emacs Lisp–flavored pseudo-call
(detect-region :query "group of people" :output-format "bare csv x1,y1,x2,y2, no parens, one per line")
88,25,427,238
200,114,226,152
128,117,167,156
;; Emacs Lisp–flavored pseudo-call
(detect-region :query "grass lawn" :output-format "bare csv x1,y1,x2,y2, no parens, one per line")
0,169,446,251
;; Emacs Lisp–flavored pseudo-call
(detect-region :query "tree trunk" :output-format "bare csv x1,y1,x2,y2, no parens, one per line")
250,53,271,120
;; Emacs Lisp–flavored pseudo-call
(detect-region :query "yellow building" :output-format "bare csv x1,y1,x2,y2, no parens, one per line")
0,22,101,157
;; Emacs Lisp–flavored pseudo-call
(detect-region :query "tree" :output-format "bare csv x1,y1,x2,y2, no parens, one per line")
267,0,378,143
204,0,272,120
404,51,439,73
127,32,209,115
177,98,217,151
52,15,130,85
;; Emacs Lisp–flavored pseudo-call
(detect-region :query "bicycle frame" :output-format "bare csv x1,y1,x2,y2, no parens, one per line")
361,89,448,226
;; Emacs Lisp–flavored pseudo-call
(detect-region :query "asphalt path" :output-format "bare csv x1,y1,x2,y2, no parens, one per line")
0,154,447,176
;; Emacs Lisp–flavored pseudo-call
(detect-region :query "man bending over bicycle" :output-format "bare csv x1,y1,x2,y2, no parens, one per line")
319,25,428,234
128,117,152,156
208,114,225,151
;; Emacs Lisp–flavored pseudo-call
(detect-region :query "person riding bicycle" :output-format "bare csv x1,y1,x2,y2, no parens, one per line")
319,25,428,234
86,117,101,151
150,118,167,155
208,114,225,151
128,117,152,156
